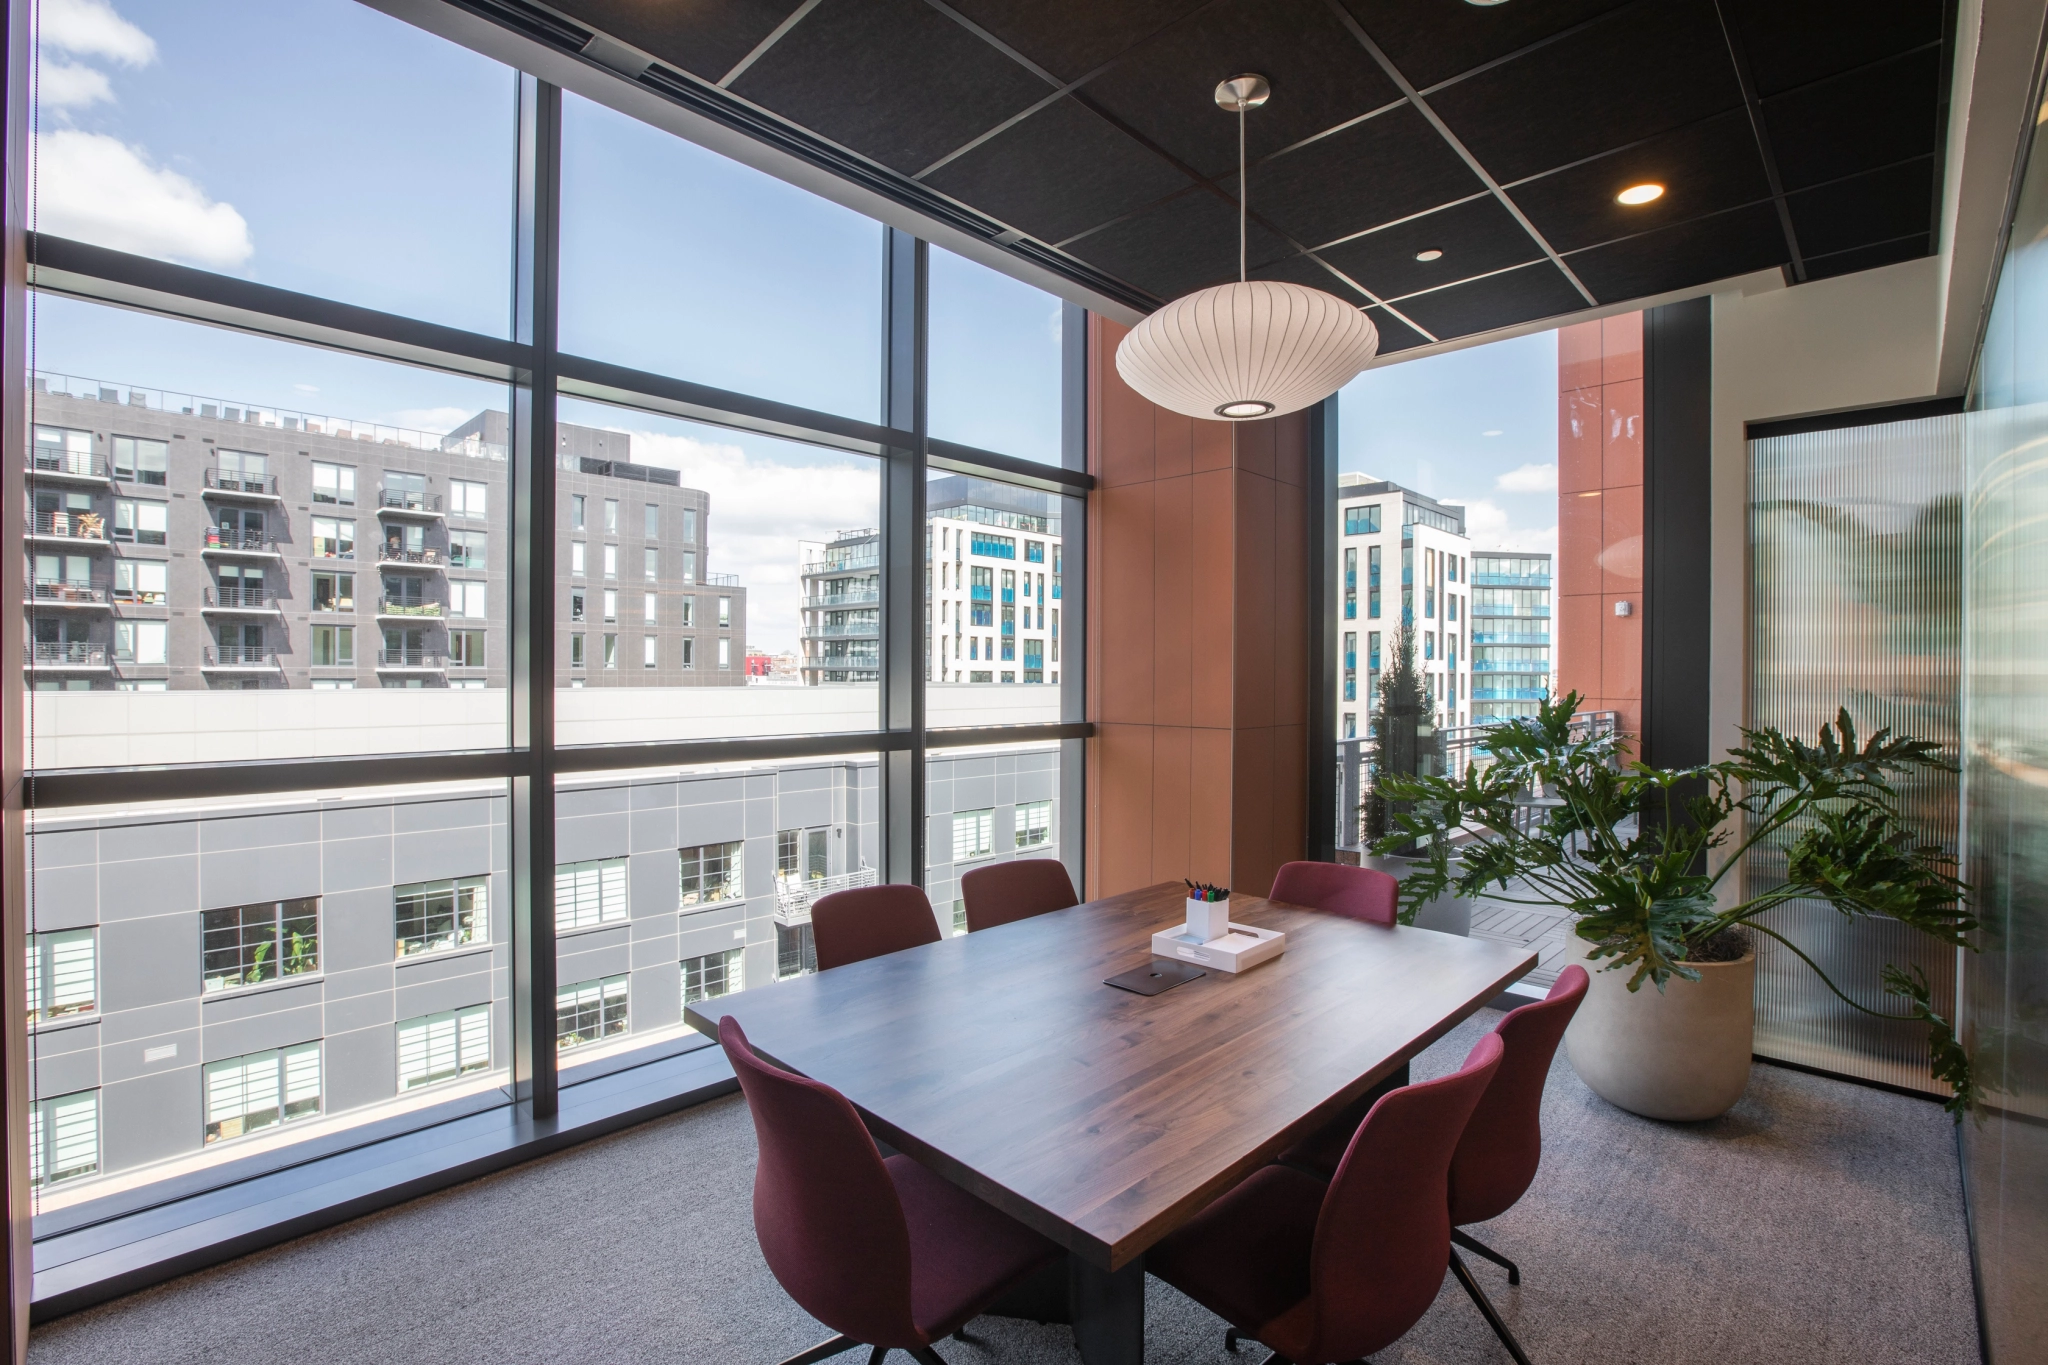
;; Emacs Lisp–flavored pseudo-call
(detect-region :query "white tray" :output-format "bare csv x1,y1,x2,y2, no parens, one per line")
1149,922,1287,974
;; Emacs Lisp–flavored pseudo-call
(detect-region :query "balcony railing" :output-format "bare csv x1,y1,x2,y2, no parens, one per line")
805,621,880,639
205,585,276,610
24,641,108,667
205,644,276,667
804,589,880,609
377,649,444,668
378,545,443,566
379,490,442,513
27,510,107,540
27,580,107,606
204,468,279,496
803,552,880,574
1472,573,1552,588
378,597,443,617
204,528,278,554
774,863,878,926
705,571,740,586
26,450,108,480
1471,604,1551,618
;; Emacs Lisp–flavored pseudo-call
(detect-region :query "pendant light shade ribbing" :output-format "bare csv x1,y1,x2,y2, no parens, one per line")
1115,279,1381,421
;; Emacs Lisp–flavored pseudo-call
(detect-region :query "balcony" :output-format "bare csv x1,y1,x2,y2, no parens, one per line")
23,641,109,669
803,587,880,609
202,529,281,557
378,490,443,518
203,585,280,613
377,597,444,621
376,649,445,671
377,545,445,571
202,469,282,501
1471,604,1551,618
705,571,740,586
804,621,879,640
773,863,879,927
202,645,278,670
803,552,879,575
1473,573,1552,588
25,580,109,609
27,510,108,544
25,450,109,483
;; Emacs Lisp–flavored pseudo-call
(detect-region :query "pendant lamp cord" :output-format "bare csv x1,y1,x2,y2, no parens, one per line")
1238,101,1247,283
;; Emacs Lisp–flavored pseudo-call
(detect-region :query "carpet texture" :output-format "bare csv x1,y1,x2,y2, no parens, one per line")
31,1010,1980,1365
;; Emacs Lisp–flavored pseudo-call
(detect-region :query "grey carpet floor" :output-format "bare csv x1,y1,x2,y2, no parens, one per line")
30,1010,1980,1365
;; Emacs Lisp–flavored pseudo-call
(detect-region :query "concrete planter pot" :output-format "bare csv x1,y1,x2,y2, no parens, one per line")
1360,854,1471,936
1563,934,1757,1121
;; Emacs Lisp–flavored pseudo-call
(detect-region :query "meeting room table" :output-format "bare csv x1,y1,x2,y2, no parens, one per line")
686,879,1538,1365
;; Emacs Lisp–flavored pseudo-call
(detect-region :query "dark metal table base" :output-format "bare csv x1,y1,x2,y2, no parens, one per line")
984,1252,1145,1365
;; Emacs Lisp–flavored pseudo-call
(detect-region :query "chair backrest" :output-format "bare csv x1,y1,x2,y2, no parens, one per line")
962,859,1079,933
1301,1032,1503,1363
718,1016,921,1347
1269,860,1399,926
1447,964,1589,1226
811,884,943,971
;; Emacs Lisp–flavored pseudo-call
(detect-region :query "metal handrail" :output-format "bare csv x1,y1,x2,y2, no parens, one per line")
204,645,275,667
26,450,108,479
205,528,278,553
377,597,443,617
379,490,442,513
377,649,445,668
378,545,442,565
25,642,107,665
27,511,107,540
205,585,275,609
27,580,107,604
805,621,879,639
803,590,880,608
773,862,878,925
204,469,279,496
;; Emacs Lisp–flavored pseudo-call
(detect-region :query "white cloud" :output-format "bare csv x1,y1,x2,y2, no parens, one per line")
1495,461,1557,494
606,427,880,654
1463,498,1557,556
41,0,156,66
35,130,252,268
37,55,112,108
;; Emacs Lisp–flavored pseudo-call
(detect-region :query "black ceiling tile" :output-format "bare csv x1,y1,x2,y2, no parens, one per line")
1802,232,1933,282
1249,104,1487,249
1362,304,1432,354
1505,109,1771,255
1721,0,1944,100
925,98,1195,246
1428,0,1742,185
730,0,1053,175
1076,0,1404,180
1390,261,1587,340
1786,157,1935,259
1763,45,1942,192
1064,188,1295,301
944,0,1212,84
1318,195,1542,300
1337,0,1636,92
1248,251,1374,301
552,0,795,83
1564,201,1787,303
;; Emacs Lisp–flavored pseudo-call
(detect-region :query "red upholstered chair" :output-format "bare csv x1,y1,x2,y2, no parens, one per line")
719,1016,1062,1365
961,859,1079,933
1268,860,1399,926
811,884,943,972
1149,1033,1504,1365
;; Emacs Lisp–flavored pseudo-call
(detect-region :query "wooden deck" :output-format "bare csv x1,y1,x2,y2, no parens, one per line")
1467,895,1574,990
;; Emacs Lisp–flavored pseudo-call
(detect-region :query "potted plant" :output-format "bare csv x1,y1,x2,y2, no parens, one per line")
1357,622,1470,936
1374,694,1975,1121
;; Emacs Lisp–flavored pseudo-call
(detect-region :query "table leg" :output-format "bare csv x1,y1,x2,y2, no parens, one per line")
1070,1253,1144,1365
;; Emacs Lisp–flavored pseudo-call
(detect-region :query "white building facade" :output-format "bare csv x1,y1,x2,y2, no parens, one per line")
927,476,1062,686
1335,474,1473,739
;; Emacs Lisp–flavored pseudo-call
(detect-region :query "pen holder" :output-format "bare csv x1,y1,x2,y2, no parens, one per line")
1185,895,1231,943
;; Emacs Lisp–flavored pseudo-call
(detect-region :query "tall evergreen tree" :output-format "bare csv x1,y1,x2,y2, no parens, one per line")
1363,617,1436,843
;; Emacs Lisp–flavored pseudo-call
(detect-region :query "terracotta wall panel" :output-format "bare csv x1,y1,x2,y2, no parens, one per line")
1272,480,1308,728
1271,411,1308,486
1233,469,1277,730
1230,727,1276,897
1603,378,1644,487
1191,469,1237,729
1269,722,1306,887
1601,609,1643,731
1155,409,1194,481
1094,318,1154,488
1558,489,1604,597
1097,482,1157,725
1559,388,1602,493
1092,723,1155,897
1601,311,1643,384
1193,416,1233,472
1601,485,1644,596
1559,319,1603,390
1149,725,1193,884
1189,726,1234,888
1235,418,1276,481
1152,475,1194,727
1557,593,1604,704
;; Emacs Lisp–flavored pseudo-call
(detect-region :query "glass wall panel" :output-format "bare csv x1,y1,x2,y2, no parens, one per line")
559,94,883,421
24,296,511,761
926,470,1063,730
925,742,1064,937
553,397,880,745
25,781,512,1216
928,246,1063,464
32,0,515,336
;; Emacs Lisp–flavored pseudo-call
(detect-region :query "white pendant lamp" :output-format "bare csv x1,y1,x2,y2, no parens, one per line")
1115,75,1380,421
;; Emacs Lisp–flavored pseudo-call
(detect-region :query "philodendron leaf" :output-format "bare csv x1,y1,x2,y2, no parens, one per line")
1882,965,1977,1119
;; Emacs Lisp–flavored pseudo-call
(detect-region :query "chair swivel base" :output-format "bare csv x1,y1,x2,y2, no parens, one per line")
1448,1249,1534,1365
776,1335,951,1365
1453,1227,1521,1285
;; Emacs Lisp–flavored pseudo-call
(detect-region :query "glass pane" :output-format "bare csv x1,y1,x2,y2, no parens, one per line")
927,471,1064,730
25,294,511,762
560,93,883,421
554,397,880,745
26,780,511,1215
32,0,515,336
925,742,1065,938
556,755,879,1071
928,246,1063,464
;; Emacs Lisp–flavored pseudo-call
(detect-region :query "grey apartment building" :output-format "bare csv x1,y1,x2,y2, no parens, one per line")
1469,552,1553,722
23,380,745,692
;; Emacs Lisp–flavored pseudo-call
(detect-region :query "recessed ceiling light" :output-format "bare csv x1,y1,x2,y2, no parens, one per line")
1415,249,1443,262
1617,183,1665,206
1465,0,1511,6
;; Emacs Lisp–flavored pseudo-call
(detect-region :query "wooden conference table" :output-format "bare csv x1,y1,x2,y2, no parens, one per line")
685,881,1536,1365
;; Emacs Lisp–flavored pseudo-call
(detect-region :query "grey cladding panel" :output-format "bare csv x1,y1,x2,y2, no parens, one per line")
98,854,199,921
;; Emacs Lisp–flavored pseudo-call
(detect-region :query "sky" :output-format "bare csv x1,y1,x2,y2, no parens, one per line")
30,0,1555,648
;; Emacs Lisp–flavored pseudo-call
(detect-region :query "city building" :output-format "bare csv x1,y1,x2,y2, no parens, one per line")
23,385,745,692
797,529,879,684
926,476,1063,685
1469,552,1554,722
1334,473,1472,739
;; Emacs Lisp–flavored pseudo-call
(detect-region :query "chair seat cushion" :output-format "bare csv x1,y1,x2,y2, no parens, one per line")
1147,1165,1326,1349
887,1154,1062,1340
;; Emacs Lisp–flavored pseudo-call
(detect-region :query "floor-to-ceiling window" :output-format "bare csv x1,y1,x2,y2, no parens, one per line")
17,0,1087,1250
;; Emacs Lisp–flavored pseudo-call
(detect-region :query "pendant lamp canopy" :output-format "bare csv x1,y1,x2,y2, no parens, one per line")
1114,75,1380,422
